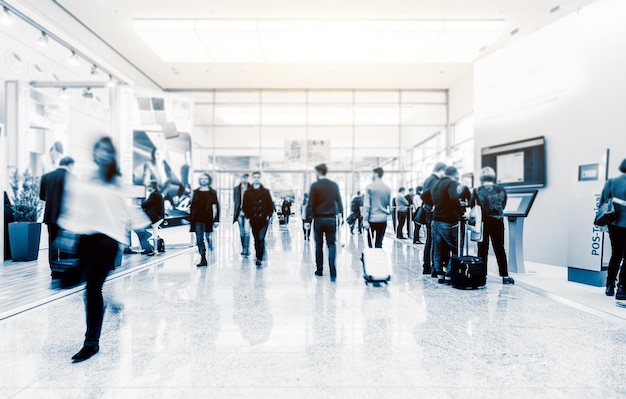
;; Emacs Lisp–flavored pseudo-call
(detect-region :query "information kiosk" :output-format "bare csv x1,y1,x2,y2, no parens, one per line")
503,190,538,273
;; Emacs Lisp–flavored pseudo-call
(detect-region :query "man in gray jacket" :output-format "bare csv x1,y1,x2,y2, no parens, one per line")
363,167,391,248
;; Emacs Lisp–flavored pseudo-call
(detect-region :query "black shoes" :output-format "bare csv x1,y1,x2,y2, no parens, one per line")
141,249,155,256
431,270,438,278
314,270,323,277
616,285,626,301
197,256,208,267
123,248,138,255
255,259,262,266
422,265,432,275
503,276,515,285
71,345,99,363
606,284,615,296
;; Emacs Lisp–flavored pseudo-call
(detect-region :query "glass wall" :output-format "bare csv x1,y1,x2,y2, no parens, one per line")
192,89,448,196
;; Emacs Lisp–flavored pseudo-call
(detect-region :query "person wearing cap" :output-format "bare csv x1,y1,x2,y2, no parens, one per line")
306,163,344,280
602,158,626,300
363,167,391,248
420,161,447,276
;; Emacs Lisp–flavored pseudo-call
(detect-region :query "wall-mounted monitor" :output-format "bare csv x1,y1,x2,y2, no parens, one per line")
481,136,546,189
503,190,538,217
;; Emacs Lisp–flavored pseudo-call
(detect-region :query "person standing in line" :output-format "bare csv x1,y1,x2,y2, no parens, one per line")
233,173,251,257
306,163,343,280
243,171,274,266
395,187,409,239
405,187,415,238
190,173,220,267
430,166,464,284
301,193,312,241
39,156,75,278
413,186,424,244
363,167,391,248
58,136,150,363
470,167,515,285
350,191,364,234
602,158,626,300
421,162,447,275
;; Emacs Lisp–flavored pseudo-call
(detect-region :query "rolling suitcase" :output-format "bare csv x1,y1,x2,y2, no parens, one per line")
361,230,392,285
156,237,165,253
449,221,486,289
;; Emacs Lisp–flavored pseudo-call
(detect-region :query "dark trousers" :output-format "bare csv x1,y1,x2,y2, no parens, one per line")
423,222,433,266
432,221,458,274
413,222,422,243
195,222,213,255
367,222,387,248
477,217,509,277
78,234,118,347
47,223,60,265
302,220,312,240
607,224,626,286
251,220,269,261
314,217,337,276
397,211,407,238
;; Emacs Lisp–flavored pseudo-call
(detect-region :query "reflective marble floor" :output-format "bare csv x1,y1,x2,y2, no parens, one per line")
1,221,626,398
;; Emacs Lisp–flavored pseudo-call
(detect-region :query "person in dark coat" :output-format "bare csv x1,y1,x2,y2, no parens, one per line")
306,163,344,280
135,181,164,256
190,173,220,267
281,198,292,224
420,161,447,275
469,167,514,285
601,158,626,299
233,173,251,257
39,156,74,276
243,171,274,266
3,191,14,260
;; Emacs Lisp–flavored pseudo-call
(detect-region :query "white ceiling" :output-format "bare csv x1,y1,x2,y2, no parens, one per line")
52,0,595,90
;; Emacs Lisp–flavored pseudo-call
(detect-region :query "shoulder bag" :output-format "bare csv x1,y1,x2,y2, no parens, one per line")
594,179,617,227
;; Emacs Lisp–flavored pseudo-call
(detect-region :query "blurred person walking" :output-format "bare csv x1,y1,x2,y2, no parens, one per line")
58,136,149,363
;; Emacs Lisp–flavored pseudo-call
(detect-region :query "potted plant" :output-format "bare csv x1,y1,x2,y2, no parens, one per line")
8,169,43,261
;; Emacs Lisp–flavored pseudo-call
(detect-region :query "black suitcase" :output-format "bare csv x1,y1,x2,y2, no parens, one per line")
449,221,486,289
156,237,165,253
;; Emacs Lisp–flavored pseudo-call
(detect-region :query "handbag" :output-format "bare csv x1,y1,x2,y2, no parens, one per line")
594,179,617,227
594,199,616,226
468,205,483,242
414,206,427,224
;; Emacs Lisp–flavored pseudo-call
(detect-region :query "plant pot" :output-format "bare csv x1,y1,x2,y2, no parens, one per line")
8,222,42,262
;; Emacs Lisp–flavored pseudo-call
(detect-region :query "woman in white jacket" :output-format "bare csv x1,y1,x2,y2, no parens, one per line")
59,136,149,363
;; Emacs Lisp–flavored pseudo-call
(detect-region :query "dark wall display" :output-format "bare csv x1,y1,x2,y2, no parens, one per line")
481,136,546,190
132,130,192,227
